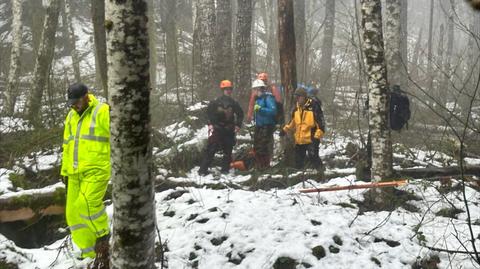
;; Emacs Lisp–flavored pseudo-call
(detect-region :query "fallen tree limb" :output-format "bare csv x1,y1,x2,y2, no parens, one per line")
425,245,480,255
396,165,480,178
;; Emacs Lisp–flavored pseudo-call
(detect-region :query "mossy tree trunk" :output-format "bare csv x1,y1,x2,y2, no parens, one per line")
215,0,233,83
106,0,156,267
91,0,108,98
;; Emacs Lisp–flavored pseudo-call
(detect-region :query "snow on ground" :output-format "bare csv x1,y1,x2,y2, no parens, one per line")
0,168,14,194
1,176,478,269
0,117,32,133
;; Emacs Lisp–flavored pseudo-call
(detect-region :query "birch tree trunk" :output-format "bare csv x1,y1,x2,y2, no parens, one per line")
91,0,108,98
193,0,216,100
234,0,253,109
319,0,335,99
26,0,60,126
106,0,156,268
360,0,392,181
294,0,305,83
4,0,23,116
384,0,401,87
278,0,297,166
64,0,81,82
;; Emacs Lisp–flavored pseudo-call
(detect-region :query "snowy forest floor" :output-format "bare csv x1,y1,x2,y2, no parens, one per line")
1,103,480,269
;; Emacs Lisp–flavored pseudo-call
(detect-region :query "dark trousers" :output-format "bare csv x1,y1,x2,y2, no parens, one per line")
295,141,322,169
253,125,275,168
199,129,235,173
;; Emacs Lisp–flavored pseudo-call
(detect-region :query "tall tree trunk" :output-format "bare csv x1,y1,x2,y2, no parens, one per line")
234,0,253,109
399,0,408,89
106,0,156,268
91,0,108,98
214,0,233,82
148,0,157,91
162,0,178,90
4,0,23,116
30,0,45,56
426,0,434,91
64,0,81,82
360,0,392,181
384,0,401,87
294,0,305,83
441,1,454,106
278,0,297,166
193,0,216,100
26,0,60,126
436,24,445,100
319,0,335,101
410,27,423,81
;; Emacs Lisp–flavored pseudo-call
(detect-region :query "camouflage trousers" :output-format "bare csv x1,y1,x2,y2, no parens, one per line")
253,125,275,168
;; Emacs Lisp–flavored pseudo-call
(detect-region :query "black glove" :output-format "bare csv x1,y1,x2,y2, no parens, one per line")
279,129,286,137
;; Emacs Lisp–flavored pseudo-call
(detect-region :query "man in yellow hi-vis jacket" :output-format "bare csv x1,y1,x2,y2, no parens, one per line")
61,83,110,268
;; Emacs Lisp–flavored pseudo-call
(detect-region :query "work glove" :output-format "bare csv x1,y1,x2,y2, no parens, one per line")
279,129,286,137
254,104,261,112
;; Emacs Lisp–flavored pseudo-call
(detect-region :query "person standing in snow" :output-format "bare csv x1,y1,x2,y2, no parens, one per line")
306,87,326,170
247,72,282,122
61,83,110,268
198,80,244,175
252,79,277,169
280,87,324,170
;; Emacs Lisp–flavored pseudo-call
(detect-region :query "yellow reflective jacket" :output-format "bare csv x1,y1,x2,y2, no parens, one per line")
283,98,324,145
61,94,110,178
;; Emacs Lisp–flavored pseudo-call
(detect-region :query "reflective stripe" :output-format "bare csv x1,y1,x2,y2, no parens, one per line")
96,229,108,236
81,245,95,255
73,117,85,168
89,103,105,136
69,224,88,231
80,207,106,221
80,135,109,142
67,111,74,138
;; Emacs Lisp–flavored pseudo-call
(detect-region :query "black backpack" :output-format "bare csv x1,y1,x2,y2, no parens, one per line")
275,101,285,125
390,87,410,131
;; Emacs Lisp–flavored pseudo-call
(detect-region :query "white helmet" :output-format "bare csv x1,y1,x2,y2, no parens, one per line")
252,79,267,89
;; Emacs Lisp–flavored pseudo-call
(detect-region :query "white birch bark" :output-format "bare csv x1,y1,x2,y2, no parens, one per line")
5,0,23,116
26,0,60,126
360,0,392,181
106,0,156,268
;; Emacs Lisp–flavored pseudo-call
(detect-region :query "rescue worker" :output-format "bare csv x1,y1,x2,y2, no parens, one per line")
252,79,277,169
247,72,282,122
61,83,110,268
198,80,244,175
281,87,324,170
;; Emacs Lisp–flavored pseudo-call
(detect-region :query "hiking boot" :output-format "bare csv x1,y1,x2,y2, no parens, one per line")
91,234,110,269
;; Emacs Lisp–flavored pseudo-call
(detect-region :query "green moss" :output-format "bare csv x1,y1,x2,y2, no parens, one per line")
0,258,19,269
435,207,464,219
3,187,65,213
8,173,28,189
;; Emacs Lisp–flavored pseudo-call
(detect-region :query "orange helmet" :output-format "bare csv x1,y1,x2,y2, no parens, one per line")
220,80,233,89
257,72,268,82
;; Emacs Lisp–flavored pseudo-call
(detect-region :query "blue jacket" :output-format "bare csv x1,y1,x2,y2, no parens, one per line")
254,92,277,126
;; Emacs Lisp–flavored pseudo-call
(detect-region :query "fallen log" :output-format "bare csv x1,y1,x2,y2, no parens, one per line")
0,184,65,223
396,165,480,178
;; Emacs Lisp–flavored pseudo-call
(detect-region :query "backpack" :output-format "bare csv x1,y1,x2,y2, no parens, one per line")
274,101,285,125
390,88,410,131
